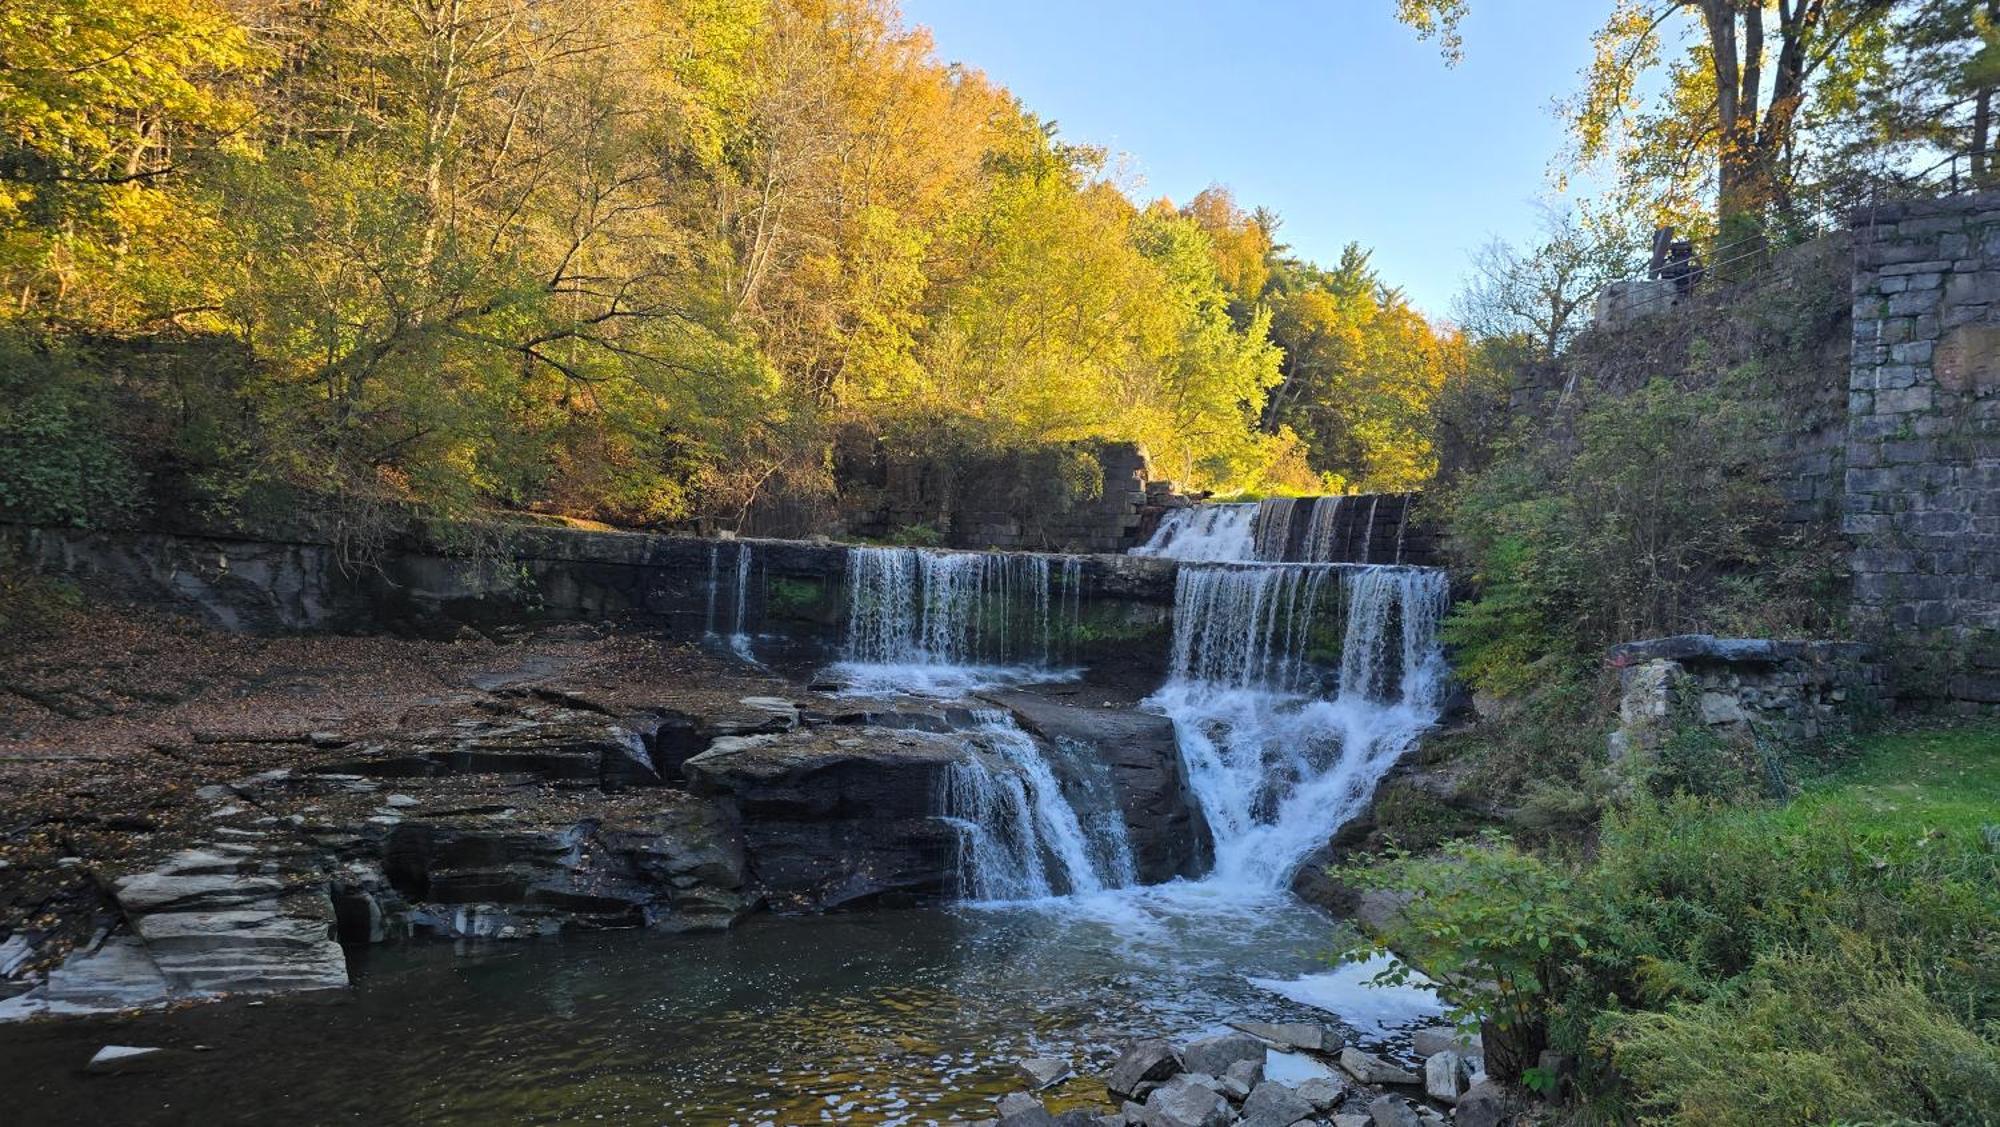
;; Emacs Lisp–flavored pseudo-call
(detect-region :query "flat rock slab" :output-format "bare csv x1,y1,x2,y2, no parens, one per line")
1181,1032,1265,1078
1143,1076,1233,1127
1341,1047,1420,1086
1231,1019,1340,1053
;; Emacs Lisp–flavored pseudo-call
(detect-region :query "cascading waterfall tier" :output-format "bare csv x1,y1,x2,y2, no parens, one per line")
1135,494,1421,565
939,711,1136,901
841,546,1081,671
1150,562,1449,889
1128,503,1256,562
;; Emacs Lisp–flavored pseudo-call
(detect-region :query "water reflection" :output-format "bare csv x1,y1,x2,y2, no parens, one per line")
1,895,1439,1126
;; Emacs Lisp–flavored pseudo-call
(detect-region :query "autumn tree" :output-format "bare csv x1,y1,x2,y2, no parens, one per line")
1397,1,1897,242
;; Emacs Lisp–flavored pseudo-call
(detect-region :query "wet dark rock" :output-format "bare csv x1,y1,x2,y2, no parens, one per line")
1180,1032,1265,1079
683,727,964,910
1141,1076,1233,1127
1238,1079,1316,1127
985,692,1211,883
1107,1039,1183,1100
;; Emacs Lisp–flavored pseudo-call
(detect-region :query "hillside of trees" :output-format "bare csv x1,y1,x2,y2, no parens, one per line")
0,0,1464,546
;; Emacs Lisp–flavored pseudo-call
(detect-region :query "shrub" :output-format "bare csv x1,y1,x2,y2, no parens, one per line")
1439,373,1838,700
0,334,141,527
1606,938,2000,1127
1341,726,2000,1118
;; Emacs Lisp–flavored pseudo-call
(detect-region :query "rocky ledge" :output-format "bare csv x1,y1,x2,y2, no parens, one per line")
0,630,1208,1018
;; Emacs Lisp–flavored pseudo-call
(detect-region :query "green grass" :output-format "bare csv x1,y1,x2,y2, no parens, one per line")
1790,720,2000,837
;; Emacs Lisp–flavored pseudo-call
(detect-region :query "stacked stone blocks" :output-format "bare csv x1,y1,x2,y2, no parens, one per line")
1848,191,2000,709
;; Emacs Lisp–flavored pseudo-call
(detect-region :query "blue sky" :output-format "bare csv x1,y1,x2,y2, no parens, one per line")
901,0,1613,318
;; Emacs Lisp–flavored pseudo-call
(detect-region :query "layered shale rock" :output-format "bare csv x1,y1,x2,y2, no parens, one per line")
683,726,966,910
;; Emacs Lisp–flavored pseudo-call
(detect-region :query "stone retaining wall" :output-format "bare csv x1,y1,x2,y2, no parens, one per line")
1606,635,1883,760
1848,192,2000,711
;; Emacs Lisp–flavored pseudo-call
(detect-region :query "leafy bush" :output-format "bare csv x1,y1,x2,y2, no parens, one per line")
0,334,140,527
1440,374,1838,699
1341,724,2000,1117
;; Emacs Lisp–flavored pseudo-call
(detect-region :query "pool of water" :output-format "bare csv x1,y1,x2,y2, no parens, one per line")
0,886,1442,1126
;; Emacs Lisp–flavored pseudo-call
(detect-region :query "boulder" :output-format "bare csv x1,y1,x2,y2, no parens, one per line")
1334,1116,1373,1127
1295,1074,1350,1111
1231,1020,1338,1054
1017,1057,1073,1091
1453,1081,1511,1127
985,692,1211,881
1340,1047,1420,1086
1141,1076,1233,1127
1411,1026,1480,1059
1237,1080,1316,1127
1222,1056,1264,1099
1425,1050,1472,1104
996,1091,1057,1127
1107,1039,1183,1100
1369,1095,1428,1127
1181,1031,1265,1078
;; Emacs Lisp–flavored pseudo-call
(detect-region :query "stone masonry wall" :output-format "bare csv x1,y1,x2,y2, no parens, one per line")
1607,635,1883,760
1848,192,2000,710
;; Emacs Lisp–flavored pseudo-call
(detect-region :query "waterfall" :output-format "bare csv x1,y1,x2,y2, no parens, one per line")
939,712,1134,901
1130,504,1257,561
833,546,1078,696
1166,563,1342,693
1250,498,1298,561
1150,563,1449,888
1303,496,1344,564
704,542,757,661
1131,495,1413,565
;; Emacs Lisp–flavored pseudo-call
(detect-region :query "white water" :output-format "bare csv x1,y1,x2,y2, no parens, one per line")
1130,504,1257,561
827,539,1448,911
1139,494,1413,565
829,546,1079,697
703,543,758,661
941,711,1135,901
1150,563,1449,888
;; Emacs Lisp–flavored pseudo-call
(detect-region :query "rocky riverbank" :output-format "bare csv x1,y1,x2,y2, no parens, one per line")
966,1021,1516,1127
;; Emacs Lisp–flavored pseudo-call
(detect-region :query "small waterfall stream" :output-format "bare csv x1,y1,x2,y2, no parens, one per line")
941,711,1136,901
1140,494,1421,565
703,542,758,660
